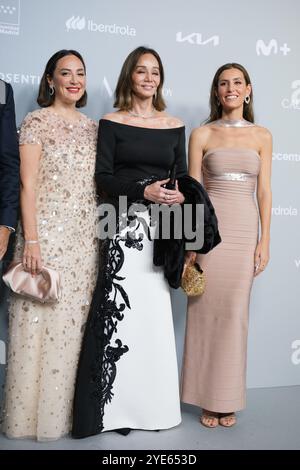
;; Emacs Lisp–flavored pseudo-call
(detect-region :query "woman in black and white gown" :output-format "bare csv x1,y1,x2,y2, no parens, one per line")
72,46,220,438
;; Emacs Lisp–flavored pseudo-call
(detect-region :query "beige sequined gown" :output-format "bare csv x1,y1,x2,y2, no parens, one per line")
2,108,98,440
181,147,260,413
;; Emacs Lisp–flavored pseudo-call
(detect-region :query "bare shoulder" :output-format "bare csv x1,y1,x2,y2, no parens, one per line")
168,117,184,128
255,125,273,144
190,124,212,143
159,113,184,128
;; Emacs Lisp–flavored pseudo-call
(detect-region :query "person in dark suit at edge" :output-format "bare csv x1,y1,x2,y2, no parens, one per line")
0,79,19,264
0,79,19,411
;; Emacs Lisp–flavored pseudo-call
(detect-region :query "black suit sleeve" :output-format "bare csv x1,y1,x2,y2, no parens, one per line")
175,126,188,178
0,83,20,228
95,120,145,200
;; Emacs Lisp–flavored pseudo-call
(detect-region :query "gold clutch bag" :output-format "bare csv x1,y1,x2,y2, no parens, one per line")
181,262,205,296
2,260,61,303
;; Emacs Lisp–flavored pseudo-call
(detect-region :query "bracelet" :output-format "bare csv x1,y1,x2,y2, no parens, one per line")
0,225,14,232
24,240,39,244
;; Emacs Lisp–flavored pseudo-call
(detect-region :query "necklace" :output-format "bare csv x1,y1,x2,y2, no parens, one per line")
213,118,255,128
127,108,155,119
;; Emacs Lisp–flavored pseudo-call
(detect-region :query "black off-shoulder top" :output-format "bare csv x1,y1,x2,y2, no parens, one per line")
95,119,187,200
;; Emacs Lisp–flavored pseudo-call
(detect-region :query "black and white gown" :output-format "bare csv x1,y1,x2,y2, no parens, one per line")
72,119,187,438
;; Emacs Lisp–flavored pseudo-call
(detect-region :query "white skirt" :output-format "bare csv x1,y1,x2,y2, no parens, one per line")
102,210,181,431
72,209,181,437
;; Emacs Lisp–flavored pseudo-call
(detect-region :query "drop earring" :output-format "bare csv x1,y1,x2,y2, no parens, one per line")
244,95,250,104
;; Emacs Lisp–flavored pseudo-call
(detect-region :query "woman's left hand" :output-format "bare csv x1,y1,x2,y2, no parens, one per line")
182,251,197,278
254,239,270,276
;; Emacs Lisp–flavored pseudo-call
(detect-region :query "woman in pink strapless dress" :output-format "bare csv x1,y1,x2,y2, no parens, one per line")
181,63,272,428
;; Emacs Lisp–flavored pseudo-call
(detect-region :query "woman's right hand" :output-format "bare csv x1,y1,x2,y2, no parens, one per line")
23,242,43,276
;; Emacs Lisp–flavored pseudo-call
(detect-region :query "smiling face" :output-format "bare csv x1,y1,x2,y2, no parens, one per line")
47,54,86,106
131,53,160,100
216,68,251,112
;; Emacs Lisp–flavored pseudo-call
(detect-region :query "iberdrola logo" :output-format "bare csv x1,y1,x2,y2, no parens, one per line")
66,16,86,31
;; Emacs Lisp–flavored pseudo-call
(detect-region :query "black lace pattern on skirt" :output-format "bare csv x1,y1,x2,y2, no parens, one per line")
91,212,148,432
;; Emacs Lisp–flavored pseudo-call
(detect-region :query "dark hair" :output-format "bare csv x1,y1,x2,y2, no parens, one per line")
114,46,166,111
37,49,87,108
206,63,254,123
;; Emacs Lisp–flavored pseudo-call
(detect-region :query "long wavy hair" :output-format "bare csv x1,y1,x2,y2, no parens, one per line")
206,63,254,123
114,46,166,111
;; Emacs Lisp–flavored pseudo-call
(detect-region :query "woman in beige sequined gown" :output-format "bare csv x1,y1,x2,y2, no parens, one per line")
181,63,272,427
2,50,98,440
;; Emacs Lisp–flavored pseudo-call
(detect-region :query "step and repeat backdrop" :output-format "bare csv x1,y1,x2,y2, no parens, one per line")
0,0,299,402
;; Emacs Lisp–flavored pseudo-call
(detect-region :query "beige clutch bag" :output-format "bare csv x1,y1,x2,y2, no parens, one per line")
2,261,61,303
181,262,205,297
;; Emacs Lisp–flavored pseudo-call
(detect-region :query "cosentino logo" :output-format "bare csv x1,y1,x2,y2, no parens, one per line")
0,71,41,85
273,152,300,162
272,206,298,216
66,15,136,36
